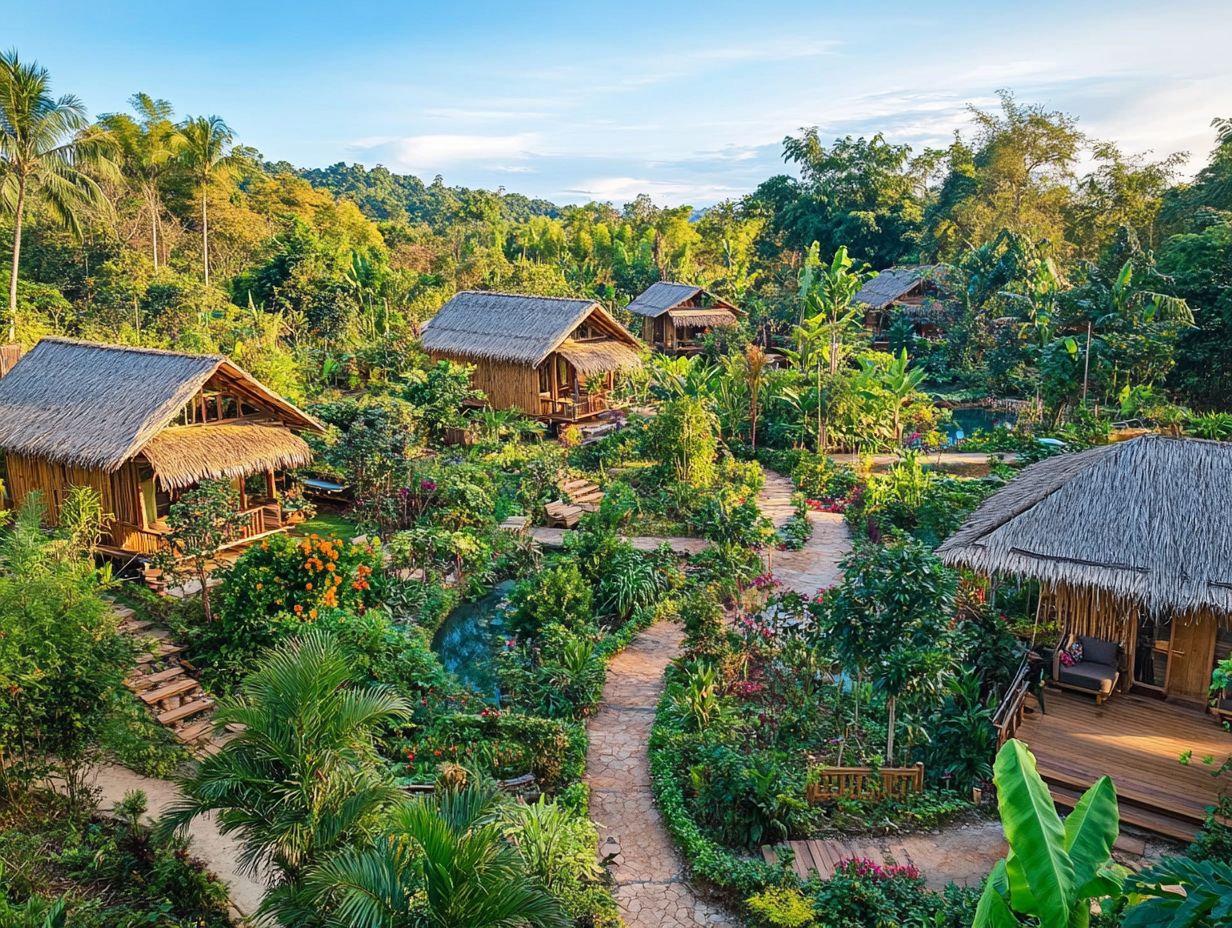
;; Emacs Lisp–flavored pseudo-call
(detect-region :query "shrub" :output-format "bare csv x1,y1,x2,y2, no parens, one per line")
647,396,719,487
200,533,383,680
747,886,816,927
507,562,594,638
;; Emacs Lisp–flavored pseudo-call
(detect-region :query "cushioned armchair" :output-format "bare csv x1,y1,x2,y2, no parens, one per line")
1052,634,1121,705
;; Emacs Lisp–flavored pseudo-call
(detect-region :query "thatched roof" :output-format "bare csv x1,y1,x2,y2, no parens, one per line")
0,338,320,472
938,435,1232,616
556,339,643,377
422,291,641,366
854,266,941,309
141,423,314,490
626,281,741,318
668,308,739,329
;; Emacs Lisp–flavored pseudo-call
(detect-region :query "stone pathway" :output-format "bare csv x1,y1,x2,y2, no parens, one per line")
92,763,267,918
586,621,735,927
759,469,852,596
531,526,710,556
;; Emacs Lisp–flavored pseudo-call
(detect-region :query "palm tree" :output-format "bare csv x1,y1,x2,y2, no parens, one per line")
0,50,114,340
863,348,928,445
303,782,569,928
99,93,182,269
178,114,237,285
160,631,412,893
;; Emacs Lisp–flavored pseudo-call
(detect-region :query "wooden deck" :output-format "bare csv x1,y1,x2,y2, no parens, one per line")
1017,689,1231,842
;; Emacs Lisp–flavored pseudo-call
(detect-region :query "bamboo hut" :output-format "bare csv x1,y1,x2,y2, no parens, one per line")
853,266,953,347
421,291,643,422
939,435,1232,705
0,337,322,556
625,282,742,354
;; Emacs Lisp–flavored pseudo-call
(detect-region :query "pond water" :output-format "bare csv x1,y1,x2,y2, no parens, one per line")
430,580,514,701
945,406,1017,443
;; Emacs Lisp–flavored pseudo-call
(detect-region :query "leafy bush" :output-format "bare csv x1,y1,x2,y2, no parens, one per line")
198,533,383,680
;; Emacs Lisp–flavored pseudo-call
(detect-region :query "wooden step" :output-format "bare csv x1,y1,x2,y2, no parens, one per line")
136,644,184,664
1048,783,1198,844
119,619,154,634
125,666,185,692
175,719,215,743
1038,763,1209,825
140,677,201,705
158,697,214,725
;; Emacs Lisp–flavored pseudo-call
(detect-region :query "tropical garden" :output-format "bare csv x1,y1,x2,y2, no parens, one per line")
0,45,1229,928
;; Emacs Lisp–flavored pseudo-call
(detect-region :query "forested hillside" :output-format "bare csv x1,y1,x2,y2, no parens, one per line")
4,54,1232,413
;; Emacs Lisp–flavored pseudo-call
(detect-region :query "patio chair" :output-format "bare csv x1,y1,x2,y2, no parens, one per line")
1051,633,1121,705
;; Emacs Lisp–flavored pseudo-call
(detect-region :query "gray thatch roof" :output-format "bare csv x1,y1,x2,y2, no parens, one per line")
854,266,939,309
626,281,740,319
938,435,1232,616
0,338,320,472
422,291,641,366
142,423,314,490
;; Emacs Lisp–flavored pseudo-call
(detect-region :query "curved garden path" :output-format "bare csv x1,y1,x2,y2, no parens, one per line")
585,468,853,927
758,469,851,595
587,621,735,927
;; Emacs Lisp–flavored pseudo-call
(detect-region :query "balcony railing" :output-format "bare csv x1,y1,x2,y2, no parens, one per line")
538,392,611,420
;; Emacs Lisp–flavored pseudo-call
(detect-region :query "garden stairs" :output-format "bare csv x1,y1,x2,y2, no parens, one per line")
545,476,605,528
109,601,229,757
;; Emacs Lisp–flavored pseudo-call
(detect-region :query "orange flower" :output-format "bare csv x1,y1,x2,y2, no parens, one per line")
305,582,313,591
309,608,318,619
293,604,303,614
256,582,263,590
326,563,336,572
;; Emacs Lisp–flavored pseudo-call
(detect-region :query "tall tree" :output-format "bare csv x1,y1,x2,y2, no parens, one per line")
99,93,182,269
0,50,114,339
178,114,237,285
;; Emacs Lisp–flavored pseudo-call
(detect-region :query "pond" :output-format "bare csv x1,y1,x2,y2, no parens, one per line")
430,580,513,701
945,405,1017,443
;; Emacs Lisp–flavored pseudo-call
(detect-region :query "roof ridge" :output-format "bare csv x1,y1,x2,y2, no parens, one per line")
454,289,597,305
39,336,224,363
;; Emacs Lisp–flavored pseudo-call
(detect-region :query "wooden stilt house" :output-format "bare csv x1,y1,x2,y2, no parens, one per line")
938,434,1232,840
853,266,953,347
625,282,742,355
0,338,323,556
421,291,644,422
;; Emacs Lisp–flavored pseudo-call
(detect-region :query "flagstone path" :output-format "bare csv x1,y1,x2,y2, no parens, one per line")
584,469,853,926
759,469,852,596
586,621,735,927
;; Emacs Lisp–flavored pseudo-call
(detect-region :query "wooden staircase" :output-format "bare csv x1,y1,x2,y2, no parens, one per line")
112,602,225,756
1039,762,1210,844
544,477,605,529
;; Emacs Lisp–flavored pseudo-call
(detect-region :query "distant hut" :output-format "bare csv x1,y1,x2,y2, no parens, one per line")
939,435,1232,705
0,338,322,556
421,291,643,423
625,282,742,354
853,266,953,347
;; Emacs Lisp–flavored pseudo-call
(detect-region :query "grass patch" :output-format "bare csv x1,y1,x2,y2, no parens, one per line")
292,510,360,540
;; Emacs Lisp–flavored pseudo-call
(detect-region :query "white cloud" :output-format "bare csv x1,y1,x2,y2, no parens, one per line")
565,175,745,207
355,132,543,172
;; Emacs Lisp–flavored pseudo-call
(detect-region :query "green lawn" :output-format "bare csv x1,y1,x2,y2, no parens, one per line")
292,510,360,540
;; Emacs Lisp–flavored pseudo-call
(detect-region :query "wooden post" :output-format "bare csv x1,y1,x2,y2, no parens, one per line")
1081,321,1092,404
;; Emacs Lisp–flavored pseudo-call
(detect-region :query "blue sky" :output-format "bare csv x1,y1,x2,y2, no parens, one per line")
11,0,1232,206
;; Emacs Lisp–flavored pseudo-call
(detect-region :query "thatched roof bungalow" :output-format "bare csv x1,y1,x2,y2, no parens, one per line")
939,435,1232,704
626,282,741,354
854,266,953,345
422,291,643,422
0,337,322,556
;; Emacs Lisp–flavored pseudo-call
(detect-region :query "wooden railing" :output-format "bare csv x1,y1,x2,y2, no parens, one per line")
805,762,925,803
109,520,169,556
992,655,1033,749
539,392,611,420
111,503,284,557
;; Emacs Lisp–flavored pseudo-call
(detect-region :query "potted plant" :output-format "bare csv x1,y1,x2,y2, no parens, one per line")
278,483,317,525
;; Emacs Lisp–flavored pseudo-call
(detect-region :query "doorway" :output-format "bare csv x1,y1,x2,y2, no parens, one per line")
1132,610,1217,702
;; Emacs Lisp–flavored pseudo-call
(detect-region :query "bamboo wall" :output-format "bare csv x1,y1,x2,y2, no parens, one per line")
431,353,541,414
6,453,144,547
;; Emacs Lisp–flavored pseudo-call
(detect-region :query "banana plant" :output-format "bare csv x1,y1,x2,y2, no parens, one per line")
975,739,1125,928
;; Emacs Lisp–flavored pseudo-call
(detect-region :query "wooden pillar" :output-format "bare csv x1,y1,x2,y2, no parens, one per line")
266,469,277,500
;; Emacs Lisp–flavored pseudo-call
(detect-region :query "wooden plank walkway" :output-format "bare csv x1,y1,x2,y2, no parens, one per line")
1017,690,1232,842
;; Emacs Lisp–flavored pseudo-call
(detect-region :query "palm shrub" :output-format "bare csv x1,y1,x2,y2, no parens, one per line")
161,630,412,916
300,782,569,928
1121,855,1232,927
